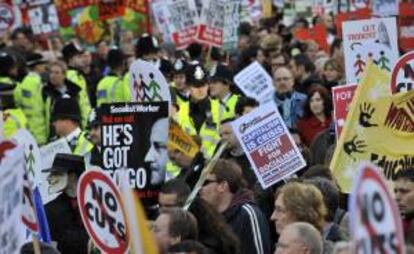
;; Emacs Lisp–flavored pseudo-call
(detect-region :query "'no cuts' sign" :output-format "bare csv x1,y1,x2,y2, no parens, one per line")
78,170,129,254
391,51,414,94
349,163,405,254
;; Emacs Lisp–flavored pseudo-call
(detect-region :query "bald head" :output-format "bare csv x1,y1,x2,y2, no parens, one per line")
276,222,323,254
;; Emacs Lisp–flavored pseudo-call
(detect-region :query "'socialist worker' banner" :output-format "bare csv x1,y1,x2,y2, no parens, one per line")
100,102,169,206
330,62,414,193
232,101,306,189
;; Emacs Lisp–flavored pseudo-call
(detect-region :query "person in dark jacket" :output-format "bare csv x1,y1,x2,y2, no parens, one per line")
200,159,271,254
44,153,89,254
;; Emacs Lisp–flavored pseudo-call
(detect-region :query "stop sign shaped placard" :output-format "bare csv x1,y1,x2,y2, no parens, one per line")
391,51,414,94
349,163,405,254
78,170,129,254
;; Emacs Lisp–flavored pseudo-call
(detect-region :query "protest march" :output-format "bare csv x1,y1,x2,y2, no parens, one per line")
2,0,414,254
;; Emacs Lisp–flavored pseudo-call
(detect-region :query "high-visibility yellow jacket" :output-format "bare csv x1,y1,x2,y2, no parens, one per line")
96,73,130,107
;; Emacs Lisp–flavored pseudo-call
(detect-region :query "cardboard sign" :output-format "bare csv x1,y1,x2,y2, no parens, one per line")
349,163,405,254
342,17,399,84
232,101,306,189
398,2,414,53
391,51,414,94
332,84,358,139
330,63,414,193
222,0,241,52
100,102,169,206
168,120,200,158
197,0,225,47
78,170,129,254
28,3,59,35
233,61,274,103
294,24,329,53
129,59,172,109
151,0,198,49
39,138,71,204
372,0,398,17
0,143,25,254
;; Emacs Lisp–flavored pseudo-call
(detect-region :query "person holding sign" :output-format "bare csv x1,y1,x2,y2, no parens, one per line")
51,97,93,156
44,153,89,254
177,65,220,158
272,66,307,129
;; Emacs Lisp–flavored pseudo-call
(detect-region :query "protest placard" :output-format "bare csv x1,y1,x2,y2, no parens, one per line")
100,102,169,206
151,0,198,49
0,143,25,254
332,84,358,139
197,0,225,47
232,101,306,189
222,0,241,52
233,61,274,103
28,3,59,36
12,129,42,185
168,120,200,158
22,173,38,233
390,51,414,94
0,3,15,34
39,138,71,204
78,170,129,254
372,0,398,17
294,24,329,52
129,59,172,109
342,17,399,84
336,8,371,38
349,162,405,253
330,63,414,193
398,2,414,53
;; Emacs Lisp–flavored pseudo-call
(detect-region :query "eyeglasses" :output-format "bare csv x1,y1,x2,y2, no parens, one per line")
203,179,219,187
275,77,293,82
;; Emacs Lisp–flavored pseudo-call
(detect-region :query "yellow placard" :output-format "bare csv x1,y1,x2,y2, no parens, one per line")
168,120,200,157
330,62,414,193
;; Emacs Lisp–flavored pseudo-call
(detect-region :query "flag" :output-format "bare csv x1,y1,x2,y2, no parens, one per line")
330,62,414,192
33,187,51,243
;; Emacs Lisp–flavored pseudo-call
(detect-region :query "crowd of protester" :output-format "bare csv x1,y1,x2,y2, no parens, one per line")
1,8,414,254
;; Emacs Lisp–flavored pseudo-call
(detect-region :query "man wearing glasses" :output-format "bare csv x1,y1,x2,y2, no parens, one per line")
200,159,271,254
272,66,307,129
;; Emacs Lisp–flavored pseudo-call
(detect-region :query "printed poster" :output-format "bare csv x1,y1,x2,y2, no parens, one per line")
100,102,169,207
342,17,399,83
232,101,306,189
27,3,59,36
222,0,241,52
332,84,358,139
233,61,274,103
197,0,225,47
398,2,414,53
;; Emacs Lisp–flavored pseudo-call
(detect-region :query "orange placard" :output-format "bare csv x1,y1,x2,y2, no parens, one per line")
294,23,329,52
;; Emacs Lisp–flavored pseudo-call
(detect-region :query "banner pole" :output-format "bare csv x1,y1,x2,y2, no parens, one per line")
32,234,42,254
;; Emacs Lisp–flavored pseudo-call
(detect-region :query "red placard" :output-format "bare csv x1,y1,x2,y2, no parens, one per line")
336,8,372,38
294,24,329,53
390,51,414,94
399,2,414,53
332,84,358,139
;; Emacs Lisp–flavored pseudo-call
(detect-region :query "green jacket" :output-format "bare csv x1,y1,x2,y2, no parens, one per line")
65,69,91,128
96,73,130,107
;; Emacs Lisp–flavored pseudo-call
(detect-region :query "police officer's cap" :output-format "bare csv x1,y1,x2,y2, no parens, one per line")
51,97,81,123
26,53,47,68
186,65,207,87
48,153,85,176
0,52,16,70
209,64,233,85
135,33,159,58
173,59,187,74
61,42,84,62
107,49,125,69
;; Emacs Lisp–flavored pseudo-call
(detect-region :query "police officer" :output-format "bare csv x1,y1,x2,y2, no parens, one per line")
1,84,27,138
61,42,91,127
208,64,239,130
176,65,220,158
171,58,190,109
96,48,129,107
0,51,18,86
14,53,48,144
43,61,91,140
51,97,93,155
85,108,102,168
